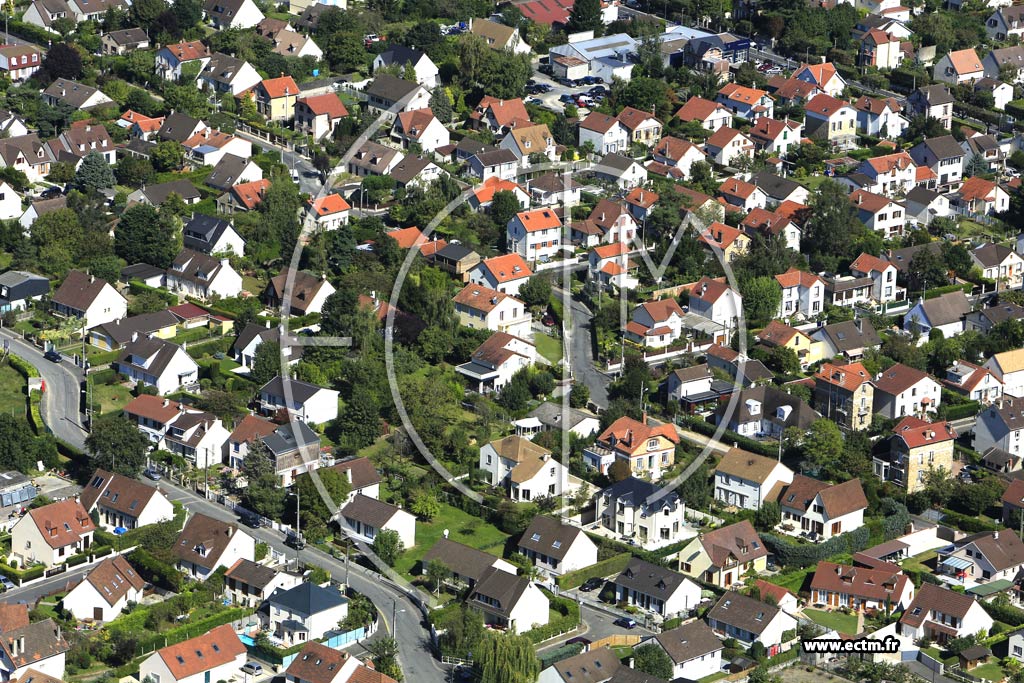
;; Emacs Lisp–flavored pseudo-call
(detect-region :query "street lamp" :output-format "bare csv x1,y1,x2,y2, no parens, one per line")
391,599,405,635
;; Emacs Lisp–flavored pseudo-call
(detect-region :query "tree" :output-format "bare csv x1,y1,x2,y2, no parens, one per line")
114,156,155,188
241,440,287,519
151,141,185,172
908,247,949,292
426,559,450,595
518,275,551,309
803,181,864,272
474,632,539,683
372,528,404,567
130,0,165,28
409,489,441,521
250,341,281,385
295,467,351,520
114,203,179,269
569,384,589,409
739,276,782,327
566,0,602,33
608,459,631,482
85,414,151,477
429,88,454,124
74,152,115,194
633,644,673,680
754,500,781,531
802,419,844,474
366,637,403,682
490,190,521,233
43,43,83,79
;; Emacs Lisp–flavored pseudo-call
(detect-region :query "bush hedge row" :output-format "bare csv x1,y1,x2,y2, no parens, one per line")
7,354,39,379
761,526,871,568
678,415,776,458
556,552,631,589
524,594,580,644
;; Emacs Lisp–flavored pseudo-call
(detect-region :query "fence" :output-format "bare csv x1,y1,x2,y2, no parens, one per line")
588,634,642,649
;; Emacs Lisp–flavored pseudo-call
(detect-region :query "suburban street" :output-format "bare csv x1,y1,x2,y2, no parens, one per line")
556,286,611,409
0,328,87,449
233,131,322,195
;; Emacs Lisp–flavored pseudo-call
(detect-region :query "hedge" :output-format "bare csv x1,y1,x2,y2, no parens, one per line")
129,548,184,592
5,20,58,47
0,562,45,585
539,643,585,669
678,415,776,458
524,593,580,644
1007,100,1024,120
940,510,1002,533
983,600,1024,627
923,283,973,300
28,389,43,434
881,499,911,540
939,401,980,421
90,368,118,385
7,354,39,380
128,279,178,306
761,526,871,568
136,607,251,653
88,351,120,367
556,552,631,589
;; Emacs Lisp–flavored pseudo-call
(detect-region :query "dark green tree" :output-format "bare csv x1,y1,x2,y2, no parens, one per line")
250,341,281,386
633,644,673,680
566,0,602,33
42,43,83,79
518,275,552,309
241,439,287,519
114,204,179,268
474,632,539,683
569,384,589,409
74,152,115,194
371,529,404,567
85,414,151,477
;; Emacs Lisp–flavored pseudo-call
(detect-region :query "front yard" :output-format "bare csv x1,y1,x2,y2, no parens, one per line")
534,333,563,365
392,501,510,578
804,608,860,635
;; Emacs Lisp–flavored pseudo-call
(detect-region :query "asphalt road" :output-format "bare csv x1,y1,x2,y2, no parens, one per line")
0,328,87,449
141,479,449,683
556,286,611,409
234,131,323,195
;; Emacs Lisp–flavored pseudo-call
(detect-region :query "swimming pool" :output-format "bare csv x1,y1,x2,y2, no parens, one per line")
239,634,256,647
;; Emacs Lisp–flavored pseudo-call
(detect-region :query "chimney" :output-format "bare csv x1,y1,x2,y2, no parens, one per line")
265,320,271,329
994,531,1000,540
131,331,139,343
90,274,95,284
344,467,352,483
162,398,169,407
854,318,862,333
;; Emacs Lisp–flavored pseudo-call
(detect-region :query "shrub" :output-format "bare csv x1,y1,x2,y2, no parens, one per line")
556,553,631,589
524,594,580,644
761,527,871,568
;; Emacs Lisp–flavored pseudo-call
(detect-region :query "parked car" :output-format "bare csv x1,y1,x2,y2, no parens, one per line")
143,467,162,481
565,636,592,649
613,617,638,629
580,577,604,591
241,662,263,677
559,94,576,104
40,187,62,199
0,577,13,592
240,510,263,528
286,533,306,550
43,349,62,363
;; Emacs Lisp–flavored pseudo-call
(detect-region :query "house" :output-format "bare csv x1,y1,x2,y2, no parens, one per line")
0,134,55,182
528,173,580,207
617,107,662,147
754,579,799,614
985,4,1024,39
363,75,431,119
57,123,116,165
903,290,971,342
583,414,679,479
859,28,903,69
347,140,404,177
596,477,690,549
714,448,794,511
592,152,647,189
231,322,301,371
706,344,775,388
539,648,646,683
775,268,824,319
588,243,638,291
973,243,1023,288
391,108,449,153
624,187,658,222
158,112,206,144
674,96,732,131
138,625,246,683
776,476,868,540
937,530,1024,585
898,583,993,643
100,27,149,56
0,45,41,83
457,331,536,395
943,359,1003,404
850,190,906,238
50,270,126,329
203,0,264,29
748,117,803,158
79,469,174,532
517,516,598,577
467,148,518,182
548,32,637,82
1002,480,1024,523
716,386,819,439
128,179,202,207
752,171,811,207
125,394,224,463
976,77,1013,110
974,397,1024,457
267,583,348,646
652,136,705,178
872,363,942,420
689,277,743,343
470,177,529,213
62,556,144,622
294,94,348,141
793,62,847,96
224,559,301,608
985,350,1024,398
390,154,442,189
306,194,351,232
420,538,517,589
811,318,882,361
874,416,957,492
478,435,568,502
470,254,533,296
0,271,48,313
19,196,67,230
718,178,767,212
615,558,700,618
165,249,243,300
0,603,67,681
155,40,211,82
174,513,254,580
258,376,339,425
469,18,530,53
758,321,824,370
468,567,549,634
10,498,95,568
113,336,199,396
983,46,1024,82
42,79,113,110
954,177,1010,217
646,621,723,681
183,215,245,256
706,591,797,652
249,75,300,121
264,269,335,315
910,135,965,190
934,48,984,84
224,415,278,469
261,421,322,488
507,207,562,263
905,187,951,226
471,96,531,134
372,45,438,88
589,198,639,245
810,561,914,612
339,494,416,548
961,132,1007,172
285,642,382,683
696,222,750,263
814,362,876,431
198,53,261,95
703,126,754,166
857,152,916,196
676,519,767,587
803,94,858,148
716,83,774,120
850,253,902,304
854,97,909,139
167,302,212,329
452,284,531,340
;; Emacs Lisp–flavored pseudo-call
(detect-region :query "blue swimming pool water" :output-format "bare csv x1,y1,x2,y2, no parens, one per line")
239,634,256,647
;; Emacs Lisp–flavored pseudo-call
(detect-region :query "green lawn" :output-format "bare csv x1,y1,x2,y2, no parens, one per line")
765,566,814,594
392,501,510,577
804,608,860,635
92,381,133,415
966,661,1005,680
798,175,833,191
901,550,937,574
535,333,563,365
242,276,265,297
0,365,25,420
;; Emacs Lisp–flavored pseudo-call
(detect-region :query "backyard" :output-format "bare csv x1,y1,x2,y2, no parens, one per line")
392,501,510,577
534,333,563,366
804,608,860,635
91,379,133,416
0,365,26,419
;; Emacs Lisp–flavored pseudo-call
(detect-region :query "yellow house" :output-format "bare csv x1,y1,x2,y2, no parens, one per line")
756,320,825,369
873,416,956,493
697,222,750,263
804,93,857,148
813,361,874,431
676,520,768,589
88,310,179,351
253,75,299,122
583,415,679,480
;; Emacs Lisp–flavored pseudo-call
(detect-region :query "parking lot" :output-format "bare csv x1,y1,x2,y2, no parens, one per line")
527,64,606,116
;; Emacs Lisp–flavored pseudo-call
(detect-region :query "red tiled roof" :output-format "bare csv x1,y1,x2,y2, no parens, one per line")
231,179,271,210
310,193,351,215
164,40,208,62
157,625,245,680
959,176,998,202
479,254,533,283
775,267,821,289
815,361,872,391
674,96,725,122
124,394,182,423
624,186,658,208
515,208,561,232
260,75,299,99
892,416,956,448
804,93,851,117
27,499,95,549
850,252,893,274
299,93,348,118
387,226,424,249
